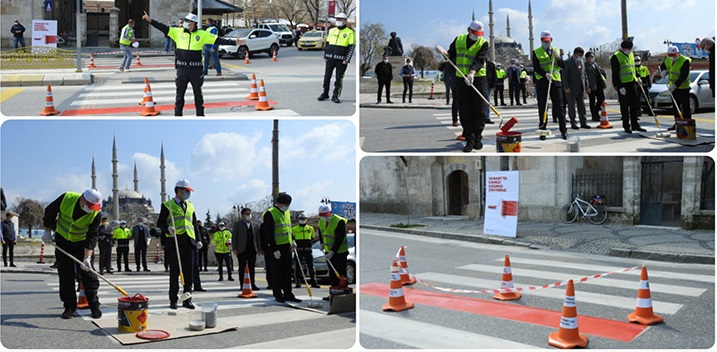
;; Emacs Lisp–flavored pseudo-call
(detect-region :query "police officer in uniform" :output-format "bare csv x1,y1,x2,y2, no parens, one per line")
318,13,355,104
635,55,651,116
494,63,507,106
113,220,132,272
97,217,113,274
610,39,646,134
142,11,245,116
317,205,348,300
42,189,103,319
212,221,234,281
292,212,319,288
660,45,692,130
532,30,568,140
261,193,302,303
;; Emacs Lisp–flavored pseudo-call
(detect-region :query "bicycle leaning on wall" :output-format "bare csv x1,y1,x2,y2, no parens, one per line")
559,192,609,225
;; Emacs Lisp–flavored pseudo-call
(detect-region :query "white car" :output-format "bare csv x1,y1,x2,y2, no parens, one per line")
257,23,295,46
217,28,280,59
311,233,355,284
645,70,714,114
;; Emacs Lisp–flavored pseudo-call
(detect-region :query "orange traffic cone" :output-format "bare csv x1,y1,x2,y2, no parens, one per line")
237,264,257,298
37,243,46,264
243,50,251,64
246,74,259,100
255,79,274,111
88,53,96,68
397,246,416,285
627,266,663,325
493,255,521,301
135,51,143,66
382,259,414,312
39,85,61,116
548,279,588,349
597,101,613,129
271,49,277,62
138,78,151,106
427,82,435,100
77,282,89,309
139,83,160,116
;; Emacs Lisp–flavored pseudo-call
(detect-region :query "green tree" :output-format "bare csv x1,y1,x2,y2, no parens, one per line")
410,45,439,79
205,210,213,228
14,198,44,238
359,22,387,76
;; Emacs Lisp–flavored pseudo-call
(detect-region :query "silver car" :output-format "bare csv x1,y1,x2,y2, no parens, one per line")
218,28,280,59
644,70,714,114
312,233,355,284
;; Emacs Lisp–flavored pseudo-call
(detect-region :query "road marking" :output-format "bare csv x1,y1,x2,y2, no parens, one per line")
0,88,24,102
83,81,242,91
235,328,356,349
361,310,543,349
70,93,242,106
60,100,278,116
361,283,646,342
78,87,242,98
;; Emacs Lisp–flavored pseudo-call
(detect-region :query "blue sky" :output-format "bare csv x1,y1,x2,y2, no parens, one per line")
1,119,356,219
360,0,716,57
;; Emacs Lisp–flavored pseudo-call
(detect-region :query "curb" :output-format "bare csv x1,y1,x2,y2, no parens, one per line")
1,73,93,87
608,247,715,264
360,224,536,249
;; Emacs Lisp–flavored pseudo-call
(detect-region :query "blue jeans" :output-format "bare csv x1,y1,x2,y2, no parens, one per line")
164,37,171,52
203,46,221,74
13,37,25,48
485,89,492,119
120,45,132,69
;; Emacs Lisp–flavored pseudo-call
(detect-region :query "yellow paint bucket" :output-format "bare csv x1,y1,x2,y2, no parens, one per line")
676,119,696,140
496,131,522,153
117,293,149,333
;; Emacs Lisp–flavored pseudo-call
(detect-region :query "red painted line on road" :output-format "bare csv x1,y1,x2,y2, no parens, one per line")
89,64,175,69
361,282,646,343
60,100,278,116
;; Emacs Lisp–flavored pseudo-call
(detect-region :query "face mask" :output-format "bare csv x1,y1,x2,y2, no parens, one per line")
322,216,331,222
468,33,478,41
587,58,594,64
219,226,225,230
243,215,251,221
299,220,307,225
183,22,191,30
623,49,632,55
181,190,191,201
383,59,388,63
278,205,289,212
120,224,126,228
335,20,343,27
102,221,109,226
541,42,551,50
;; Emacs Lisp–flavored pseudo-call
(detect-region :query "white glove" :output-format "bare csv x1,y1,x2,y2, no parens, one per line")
619,87,627,96
668,84,676,92
273,250,281,259
545,73,553,82
42,230,53,244
326,251,335,260
660,71,667,80
81,256,92,271
291,241,297,250
168,227,176,236
552,49,561,59
463,74,474,86
197,241,203,250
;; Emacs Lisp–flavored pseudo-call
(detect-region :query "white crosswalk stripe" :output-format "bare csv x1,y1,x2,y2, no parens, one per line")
231,327,356,349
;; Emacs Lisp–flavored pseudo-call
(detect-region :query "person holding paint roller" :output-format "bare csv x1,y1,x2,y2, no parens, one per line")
317,204,349,301
157,179,200,310
42,189,103,320
261,192,302,303
532,30,568,141
659,45,692,131
610,39,646,134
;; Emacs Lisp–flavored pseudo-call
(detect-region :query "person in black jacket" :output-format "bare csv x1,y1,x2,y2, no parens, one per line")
196,220,210,271
97,217,114,274
611,39,646,134
2,212,17,267
10,20,26,48
374,55,393,104
700,37,715,98
660,45,692,130
584,51,606,122
400,58,415,103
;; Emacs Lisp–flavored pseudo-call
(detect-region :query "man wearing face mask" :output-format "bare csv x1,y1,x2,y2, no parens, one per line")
318,13,356,104
611,39,646,134
519,65,529,104
507,59,522,106
212,221,234,281
157,179,200,309
494,63,507,106
532,30,568,140
118,19,135,72
448,20,490,152
132,217,151,272
585,51,606,123
261,192,301,303
113,220,132,272
659,45,692,130
317,204,348,300
292,212,319,289
142,11,245,116
97,217,114,274
233,207,261,290
563,47,590,130
42,189,103,320
634,55,651,117
374,55,393,104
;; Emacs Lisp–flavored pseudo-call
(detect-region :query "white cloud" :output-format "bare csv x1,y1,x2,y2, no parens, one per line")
189,131,264,181
280,123,354,165
546,0,599,26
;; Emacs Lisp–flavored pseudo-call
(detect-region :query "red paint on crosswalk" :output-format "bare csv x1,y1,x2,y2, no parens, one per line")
361,283,646,342
89,64,175,69
60,100,278,116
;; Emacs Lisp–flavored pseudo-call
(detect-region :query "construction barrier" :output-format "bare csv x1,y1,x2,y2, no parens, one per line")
427,82,435,100
597,101,613,129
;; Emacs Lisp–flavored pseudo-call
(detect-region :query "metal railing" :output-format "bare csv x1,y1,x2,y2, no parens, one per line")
0,47,75,70
571,172,623,207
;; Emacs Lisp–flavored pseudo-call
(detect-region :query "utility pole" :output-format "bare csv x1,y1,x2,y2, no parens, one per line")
621,0,628,40
272,120,279,203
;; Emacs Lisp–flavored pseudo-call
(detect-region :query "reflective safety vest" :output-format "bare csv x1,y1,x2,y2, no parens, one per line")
637,65,650,79
455,34,488,78
212,229,232,254
496,68,507,81
55,192,99,242
665,55,692,90
326,26,355,48
264,207,292,245
168,27,218,52
533,46,561,82
520,70,528,79
119,25,134,46
291,224,314,241
112,227,131,240
318,215,348,253
162,200,196,240
612,50,637,84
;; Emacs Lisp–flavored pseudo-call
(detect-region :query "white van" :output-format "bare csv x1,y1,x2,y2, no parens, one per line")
256,22,295,46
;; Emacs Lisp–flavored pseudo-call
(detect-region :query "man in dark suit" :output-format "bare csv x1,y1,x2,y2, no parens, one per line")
374,55,393,104
563,47,590,129
232,207,261,290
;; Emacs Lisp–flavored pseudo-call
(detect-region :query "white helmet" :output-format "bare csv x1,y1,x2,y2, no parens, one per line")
540,30,553,42
184,13,199,23
667,45,680,57
335,12,347,20
468,21,484,36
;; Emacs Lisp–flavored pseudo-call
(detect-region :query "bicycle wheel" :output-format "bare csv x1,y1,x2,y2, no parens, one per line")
559,204,578,223
589,204,609,225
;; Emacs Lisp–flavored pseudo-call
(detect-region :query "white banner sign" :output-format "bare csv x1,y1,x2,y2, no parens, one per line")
32,20,58,50
483,171,520,238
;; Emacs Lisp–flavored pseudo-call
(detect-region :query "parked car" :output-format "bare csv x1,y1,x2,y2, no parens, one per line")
310,233,355,284
644,70,714,115
256,22,295,46
217,28,279,59
297,30,326,51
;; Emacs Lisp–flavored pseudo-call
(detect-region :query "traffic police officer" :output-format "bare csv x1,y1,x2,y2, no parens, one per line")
318,204,348,300
318,12,355,103
532,30,568,140
113,220,132,272
97,217,113,274
494,63,507,106
261,192,302,303
660,45,692,130
292,212,320,288
212,221,234,281
42,189,103,319
610,39,646,134
635,55,651,116
142,11,245,116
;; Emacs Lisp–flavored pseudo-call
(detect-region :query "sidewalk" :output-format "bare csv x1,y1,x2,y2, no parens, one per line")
360,213,715,264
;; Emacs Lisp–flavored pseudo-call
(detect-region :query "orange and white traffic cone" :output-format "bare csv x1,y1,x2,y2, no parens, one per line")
37,243,46,264
246,74,259,100
77,282,90,309
493,255,521,301
138,78,151,106
627,266,663,325
597,101,613,129
88,53,96,68
271,49,278,62
154,243,161,263
39,85,61,116
244,50,251,64
548,279,588,349
427,82,435,100
382,259,414,312
255,79,274,111
397,246,416,285
135,51,143,66
237,265,258,298
139,83,160,116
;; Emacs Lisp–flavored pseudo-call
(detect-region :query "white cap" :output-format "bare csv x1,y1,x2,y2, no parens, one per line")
318,204,332,216
218,221,226,226
335,12,347,19
540,30,552,42
298,212,308,219
120,220,127,225
175,179,194,192
82,189,102,211
184,13,199,23
667,45,680,57
468,21,484,36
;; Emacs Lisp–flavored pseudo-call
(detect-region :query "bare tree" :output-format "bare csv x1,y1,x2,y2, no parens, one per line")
360,22,387,76
302,0,322,29
14,198,44,239
336,0,356,18
410,45,439,78
273,0,309,26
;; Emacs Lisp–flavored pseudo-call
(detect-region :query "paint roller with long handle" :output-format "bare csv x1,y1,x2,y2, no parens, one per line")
55,245,129,297
637,82,668,137
536,54,556,137
169,203,192,302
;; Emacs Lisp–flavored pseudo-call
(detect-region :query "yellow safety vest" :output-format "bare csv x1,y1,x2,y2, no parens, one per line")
665,55,692,90
264,207,292,245
168,27,217,51
55,192,99,242
520,70,527,79
612,50,637,84
112,227,131,240
637,65,650,79
212,229,232,254
291,224,314,241
326,26,355,47
119,24,134,46
533,46,561,82
318,215,348,253
496,68,507,80
455,34,488,78
162,200,196,240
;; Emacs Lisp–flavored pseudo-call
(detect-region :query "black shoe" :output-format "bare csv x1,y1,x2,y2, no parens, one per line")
275,297,286,303
125,268,132,272
485,120,495,124
218,277,223,281
317,93,329,101
553,119,558,123
517,103,522,106
169,302,178,309
332,96,340,103
136,268,140,272
228,276,234,281
91,307,102,319
376,101,381,104
9,264,16,267
311,283,321,289
500,103,507,106
252,285,260,291
571,125,580,130
194,288,207,292
562,133,568,140
266,286,272,290
143,268,150,272
182,301,195,309
633,127,647,132
539,135,547,141
61,308,75,319
106,270,113,274
322,296,330,301
99,271,104,275
3,264,6,267
295,283,301,288
387,100,393,104
473,141,483,150
624,129,633,134
463,141,475,152
580,125,592,129
285,296,302,303
667,124,677,131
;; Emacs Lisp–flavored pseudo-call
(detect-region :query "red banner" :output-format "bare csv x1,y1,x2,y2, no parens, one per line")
328,0,336,17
